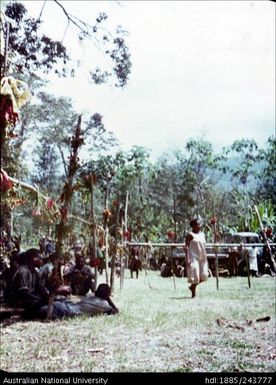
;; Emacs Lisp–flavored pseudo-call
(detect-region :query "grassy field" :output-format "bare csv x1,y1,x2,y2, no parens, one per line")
0,271,275,373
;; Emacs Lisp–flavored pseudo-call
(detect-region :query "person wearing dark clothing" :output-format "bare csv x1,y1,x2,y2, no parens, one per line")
64,256,95,295
39,283,119,320
160,257,172,277
6,248,49,319
129,247,142,279
1,250,21,301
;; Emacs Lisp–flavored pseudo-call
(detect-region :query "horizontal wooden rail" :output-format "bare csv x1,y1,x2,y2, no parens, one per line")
123,242,276,248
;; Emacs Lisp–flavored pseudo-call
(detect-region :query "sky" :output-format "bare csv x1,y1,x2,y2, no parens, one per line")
20,0,275,159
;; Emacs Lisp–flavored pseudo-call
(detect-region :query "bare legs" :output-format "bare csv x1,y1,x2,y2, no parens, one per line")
189,283,197,298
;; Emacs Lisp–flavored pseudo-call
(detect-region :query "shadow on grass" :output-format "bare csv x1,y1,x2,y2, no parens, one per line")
169,296,191,300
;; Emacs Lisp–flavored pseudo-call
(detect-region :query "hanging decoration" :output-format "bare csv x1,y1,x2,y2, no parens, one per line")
103,208,112,223
0,76,31,137
123,229,131,241
167,230,176,240
0,169,13,192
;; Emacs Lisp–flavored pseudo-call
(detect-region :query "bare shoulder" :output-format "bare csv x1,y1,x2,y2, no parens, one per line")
186,233,193,246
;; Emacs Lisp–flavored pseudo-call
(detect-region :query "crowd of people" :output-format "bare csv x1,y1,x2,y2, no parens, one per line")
0,238,119,321
0,218,275,322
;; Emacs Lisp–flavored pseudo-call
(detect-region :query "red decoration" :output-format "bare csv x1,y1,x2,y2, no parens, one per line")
210,217,217,225
90,258,100,267
0,95,19,128
124,230,131,241
167,230,175,240
0,170,13,192
266,228,272,238
46,198,55,209
59,207,68,220
32,209,41,217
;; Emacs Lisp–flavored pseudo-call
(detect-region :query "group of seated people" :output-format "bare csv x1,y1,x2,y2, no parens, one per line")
160,256,185,278
0,247,119,321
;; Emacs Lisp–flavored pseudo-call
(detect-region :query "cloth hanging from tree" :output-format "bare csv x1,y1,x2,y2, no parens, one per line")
0,76,31,133
1,76,31,112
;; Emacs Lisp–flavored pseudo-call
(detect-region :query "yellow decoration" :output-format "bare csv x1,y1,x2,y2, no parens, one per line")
0,76,31,112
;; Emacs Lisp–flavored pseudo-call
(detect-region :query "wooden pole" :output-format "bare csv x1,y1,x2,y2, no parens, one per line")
211,200,219,290
90,176,98,288
170,245,176,290
213,222,219,290
243,242,251,289
103,178,110,284
120,191,129,289
214,239,219,290
47,115,83,319
119,245,124,290
104,227,109,284
110,197,120,293
124,190,129,237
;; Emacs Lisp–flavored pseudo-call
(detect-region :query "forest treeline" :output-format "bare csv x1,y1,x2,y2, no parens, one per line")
0,1,275,249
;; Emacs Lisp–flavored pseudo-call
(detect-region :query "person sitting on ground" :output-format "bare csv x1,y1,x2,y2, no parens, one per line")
38,283,119,320
1,249,21,301
39,253,61,291
174,259,185,277
6,248,50,318
185,218,208,298
64,254,95,295
160,257,172,277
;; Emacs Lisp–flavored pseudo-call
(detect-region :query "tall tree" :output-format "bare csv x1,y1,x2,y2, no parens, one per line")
256,136,276,206
1,1,132,86
222,139,260,230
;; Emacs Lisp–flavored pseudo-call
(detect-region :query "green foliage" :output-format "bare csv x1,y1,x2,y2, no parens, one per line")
250,201,276,232
256,136,276,205
222,139,260,186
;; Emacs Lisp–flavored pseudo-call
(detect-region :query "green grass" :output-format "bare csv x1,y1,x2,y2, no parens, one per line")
1,271,275,372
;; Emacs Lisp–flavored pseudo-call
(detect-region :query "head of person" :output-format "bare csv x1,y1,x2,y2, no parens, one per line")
95,283,111,300
10,249,21,267
47,252,63,265
20,248,43,270
95,283,118,313
190,218,202,233
75,255,85,269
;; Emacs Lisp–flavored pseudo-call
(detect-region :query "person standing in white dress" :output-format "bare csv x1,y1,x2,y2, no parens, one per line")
185,218,208,298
